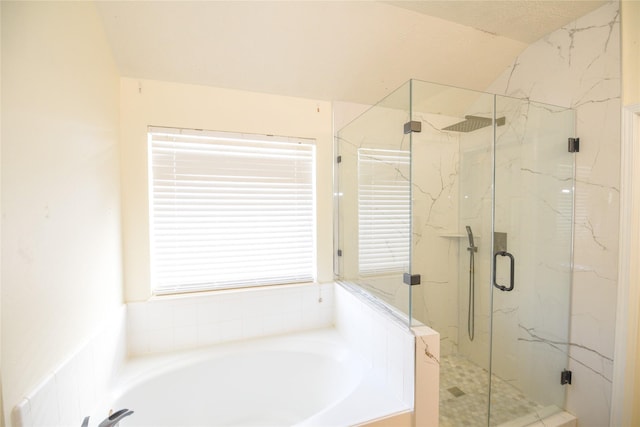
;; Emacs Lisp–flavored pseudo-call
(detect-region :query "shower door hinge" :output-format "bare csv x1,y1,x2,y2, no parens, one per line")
568,138,580,153
403,273,421,286
404,121,422,134
337,155,342,163
561,369,572,385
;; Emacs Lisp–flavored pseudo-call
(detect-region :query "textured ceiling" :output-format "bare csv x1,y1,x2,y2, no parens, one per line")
95,1,607,105
388,1,607,43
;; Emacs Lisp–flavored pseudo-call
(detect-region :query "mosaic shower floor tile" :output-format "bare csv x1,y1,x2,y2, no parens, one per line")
439,354,544,426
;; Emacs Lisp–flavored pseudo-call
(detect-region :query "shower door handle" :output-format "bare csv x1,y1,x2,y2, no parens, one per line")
493,251,515,292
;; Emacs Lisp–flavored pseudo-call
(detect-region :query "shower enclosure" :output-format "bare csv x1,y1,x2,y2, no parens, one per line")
335,79,575,426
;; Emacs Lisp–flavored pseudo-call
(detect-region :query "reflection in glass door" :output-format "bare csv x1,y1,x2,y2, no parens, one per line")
336,81,413,323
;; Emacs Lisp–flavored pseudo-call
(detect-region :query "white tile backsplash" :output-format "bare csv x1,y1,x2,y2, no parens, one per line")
13,282,426,427
173,325,199,350
173,303,198,328
28,376,59,427
334,283,416,408
12,306,127,427
55,356,82,425
127,282,334,356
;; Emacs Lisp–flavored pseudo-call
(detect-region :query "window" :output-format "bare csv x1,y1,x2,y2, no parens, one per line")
358,148,410,274
148,126,316,295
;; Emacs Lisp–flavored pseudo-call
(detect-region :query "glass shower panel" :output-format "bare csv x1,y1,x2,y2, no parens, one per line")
490,95,575,425
335,79,576,427
336,81,413,321
409,80,495,426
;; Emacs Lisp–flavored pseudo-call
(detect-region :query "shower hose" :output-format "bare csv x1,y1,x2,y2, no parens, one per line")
468,247,475,342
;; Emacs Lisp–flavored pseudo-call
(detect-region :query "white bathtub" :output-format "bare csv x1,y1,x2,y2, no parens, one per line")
90,328,411,427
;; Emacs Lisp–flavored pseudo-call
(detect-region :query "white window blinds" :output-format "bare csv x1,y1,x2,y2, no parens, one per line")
149,126,316,295
358,148,411,274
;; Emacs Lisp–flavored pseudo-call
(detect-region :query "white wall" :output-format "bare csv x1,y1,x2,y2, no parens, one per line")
622,0,640,105
1,2,4,425
120,78,334,301
619,3,640,423
0,1,4,424
1,2,122,424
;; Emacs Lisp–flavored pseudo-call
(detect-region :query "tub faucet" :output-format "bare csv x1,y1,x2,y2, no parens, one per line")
99,409,134,427
81,409,134,427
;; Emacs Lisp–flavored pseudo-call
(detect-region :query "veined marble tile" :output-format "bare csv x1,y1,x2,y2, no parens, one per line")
487,2,620,426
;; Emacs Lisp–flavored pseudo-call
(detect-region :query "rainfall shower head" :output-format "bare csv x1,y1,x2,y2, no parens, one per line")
443,115,506,133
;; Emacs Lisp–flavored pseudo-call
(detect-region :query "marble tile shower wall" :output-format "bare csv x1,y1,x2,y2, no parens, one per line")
410,112,461,357
456,122,493,372
487,2,621,425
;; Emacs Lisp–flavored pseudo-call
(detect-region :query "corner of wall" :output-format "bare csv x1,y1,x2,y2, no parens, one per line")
10,306,127,427
613,104,640,427
1,1,5,425
2,2,123,423
622,0,640,106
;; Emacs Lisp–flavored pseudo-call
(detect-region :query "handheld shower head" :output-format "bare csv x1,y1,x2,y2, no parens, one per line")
466,226,477,251
465,225,477,341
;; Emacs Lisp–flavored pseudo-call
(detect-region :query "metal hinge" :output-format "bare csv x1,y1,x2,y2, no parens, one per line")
568,138,580,153
404,121,422,134
403,273,421,286
337,249,342,257
337,155,342,163
561,369,572,385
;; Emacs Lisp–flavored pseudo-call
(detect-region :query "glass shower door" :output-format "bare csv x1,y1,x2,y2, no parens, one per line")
490,96,575,425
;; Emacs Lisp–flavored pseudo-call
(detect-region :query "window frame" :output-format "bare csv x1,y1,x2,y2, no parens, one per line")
147,126,318,295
